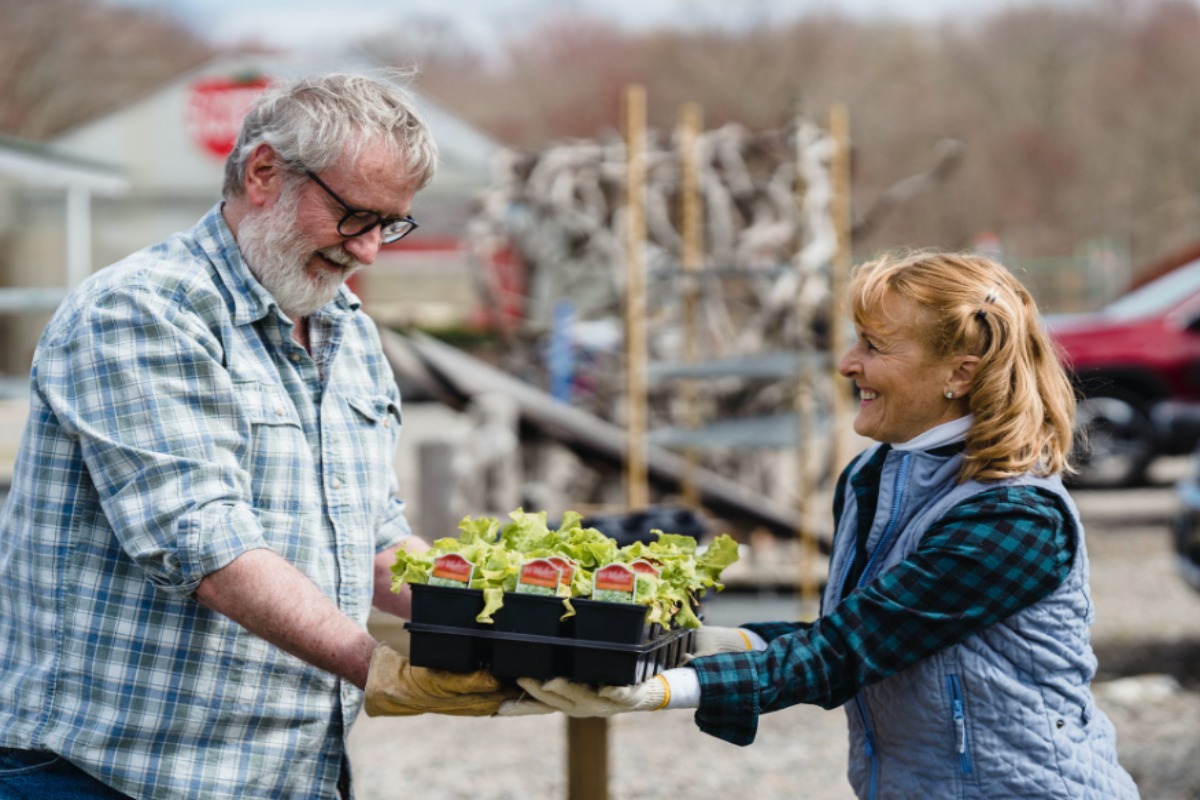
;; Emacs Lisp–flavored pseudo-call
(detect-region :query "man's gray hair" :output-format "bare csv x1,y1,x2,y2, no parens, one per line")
222,71,438,198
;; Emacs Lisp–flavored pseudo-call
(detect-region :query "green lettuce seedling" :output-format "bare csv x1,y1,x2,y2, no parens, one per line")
390,508,739,627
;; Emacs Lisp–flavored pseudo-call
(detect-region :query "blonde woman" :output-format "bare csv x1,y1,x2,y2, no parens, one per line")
508,251,1139,799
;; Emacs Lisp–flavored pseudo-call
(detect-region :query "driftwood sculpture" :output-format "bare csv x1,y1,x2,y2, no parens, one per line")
463,115,962,511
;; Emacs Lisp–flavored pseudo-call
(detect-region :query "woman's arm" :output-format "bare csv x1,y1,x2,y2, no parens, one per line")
690,485,1073,745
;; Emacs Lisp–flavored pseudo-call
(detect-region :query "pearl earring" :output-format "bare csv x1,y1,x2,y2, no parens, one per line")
944,390,955,399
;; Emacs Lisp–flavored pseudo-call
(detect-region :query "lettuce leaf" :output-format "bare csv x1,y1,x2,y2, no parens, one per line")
389,508,740,627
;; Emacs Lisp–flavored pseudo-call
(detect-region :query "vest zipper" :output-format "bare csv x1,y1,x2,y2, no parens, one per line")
858,452,912,586
945,673,974,776
854,695,880,799
846,451,913,800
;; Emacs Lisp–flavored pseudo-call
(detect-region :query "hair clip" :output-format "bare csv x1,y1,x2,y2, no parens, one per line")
976,287,999,320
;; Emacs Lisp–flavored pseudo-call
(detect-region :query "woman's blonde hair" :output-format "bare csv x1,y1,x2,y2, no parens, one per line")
848,249,1076,482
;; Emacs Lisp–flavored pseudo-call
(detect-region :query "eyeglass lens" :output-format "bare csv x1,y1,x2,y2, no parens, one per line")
308,171,417,244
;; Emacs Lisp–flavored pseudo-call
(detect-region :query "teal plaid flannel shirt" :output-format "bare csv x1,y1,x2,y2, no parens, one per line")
691,443,1073,745
0,204,412,798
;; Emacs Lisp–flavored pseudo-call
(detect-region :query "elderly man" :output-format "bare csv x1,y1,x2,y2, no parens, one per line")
0,73,509,799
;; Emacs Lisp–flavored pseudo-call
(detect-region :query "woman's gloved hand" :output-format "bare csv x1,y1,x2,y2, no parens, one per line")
502,675,669,717
496,694,558,716
363,644,518,717
688,626,756,658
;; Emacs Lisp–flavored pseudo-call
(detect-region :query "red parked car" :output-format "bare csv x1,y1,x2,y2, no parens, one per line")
1046,257,1200,487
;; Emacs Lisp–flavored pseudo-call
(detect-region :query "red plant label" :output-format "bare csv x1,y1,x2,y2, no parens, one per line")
516,558,562,596
630,560,661,578
547,556,576,586
594,563,636,592
430,553,474,586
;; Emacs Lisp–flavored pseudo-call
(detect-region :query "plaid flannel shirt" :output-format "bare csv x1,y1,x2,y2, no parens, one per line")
0,204,412,798
691,444,1072,745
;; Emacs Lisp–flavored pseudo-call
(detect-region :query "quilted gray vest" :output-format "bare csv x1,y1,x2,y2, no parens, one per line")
824,444,1139,799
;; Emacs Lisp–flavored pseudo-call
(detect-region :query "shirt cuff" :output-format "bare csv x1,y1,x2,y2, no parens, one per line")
375,498,414,552
164,502,267,597
660,667,701,710
692,649,763,746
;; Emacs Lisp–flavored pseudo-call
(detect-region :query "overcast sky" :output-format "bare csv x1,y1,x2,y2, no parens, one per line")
107,0,1092,54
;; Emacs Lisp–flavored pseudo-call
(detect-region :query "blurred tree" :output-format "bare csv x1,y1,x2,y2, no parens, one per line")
0,0,213,138
361,15,484,82
393,0,1200,275
5,0,1199,277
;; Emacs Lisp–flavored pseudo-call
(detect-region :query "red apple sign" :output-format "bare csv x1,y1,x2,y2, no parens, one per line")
186,76,271,160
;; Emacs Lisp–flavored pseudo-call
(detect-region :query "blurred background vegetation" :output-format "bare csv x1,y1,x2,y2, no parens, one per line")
3,0,1199,275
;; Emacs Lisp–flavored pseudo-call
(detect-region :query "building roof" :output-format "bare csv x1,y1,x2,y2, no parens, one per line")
0,132,128,194
51,53,498,204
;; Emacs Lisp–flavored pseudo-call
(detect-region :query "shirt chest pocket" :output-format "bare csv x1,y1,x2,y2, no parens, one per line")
339,394,402,510
235,380,316,512
346,395,401,427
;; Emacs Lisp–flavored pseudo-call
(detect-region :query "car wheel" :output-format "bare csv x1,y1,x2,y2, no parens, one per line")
1070,392,1156,488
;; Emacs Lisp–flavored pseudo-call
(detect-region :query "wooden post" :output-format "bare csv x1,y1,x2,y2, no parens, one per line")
793,107,820,621
829,104,854,473
624,84,649,511
795,379,819,619
678,101,703,507
565,82,650,800
567,717,609,799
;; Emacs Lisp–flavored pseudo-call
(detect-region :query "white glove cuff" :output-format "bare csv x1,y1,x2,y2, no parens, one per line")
742,628,769,651
659,667,701,710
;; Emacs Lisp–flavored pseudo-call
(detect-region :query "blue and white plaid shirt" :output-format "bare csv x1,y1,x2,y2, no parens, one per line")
0,204,412,799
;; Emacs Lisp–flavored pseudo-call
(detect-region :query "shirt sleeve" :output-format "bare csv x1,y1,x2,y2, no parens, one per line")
690,485,1073,745
36,281,269,597
373,392,413,552
375,496,414,552
743,620,812,641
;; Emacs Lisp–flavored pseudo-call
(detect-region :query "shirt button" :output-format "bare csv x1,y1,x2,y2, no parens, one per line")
384,417,392,428
332,476,343,490
274,405,285,416
290,352,301,362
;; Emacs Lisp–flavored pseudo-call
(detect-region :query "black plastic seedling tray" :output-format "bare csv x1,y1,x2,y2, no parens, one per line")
405,584,696,685
405,621,693,684
491,592,575,679
407,583,489,671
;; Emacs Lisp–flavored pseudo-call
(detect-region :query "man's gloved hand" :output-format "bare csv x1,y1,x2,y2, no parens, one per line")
364,644,518,717
688,626,755,659
505,675,669,717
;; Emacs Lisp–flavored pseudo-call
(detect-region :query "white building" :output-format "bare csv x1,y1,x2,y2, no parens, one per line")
0,53,499,382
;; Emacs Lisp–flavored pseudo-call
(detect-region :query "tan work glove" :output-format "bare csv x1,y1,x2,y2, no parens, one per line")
371,622,410,657
363,644,517,717
687,626,755,659
504,676,669,717
495,689,558,717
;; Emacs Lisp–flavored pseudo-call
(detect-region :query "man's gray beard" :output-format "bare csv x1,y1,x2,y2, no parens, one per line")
237,189,363,320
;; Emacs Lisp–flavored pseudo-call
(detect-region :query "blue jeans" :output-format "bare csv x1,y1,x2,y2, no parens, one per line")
0,748,132,799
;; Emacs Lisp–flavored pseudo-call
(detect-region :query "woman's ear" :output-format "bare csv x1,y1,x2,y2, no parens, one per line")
948,355,981,397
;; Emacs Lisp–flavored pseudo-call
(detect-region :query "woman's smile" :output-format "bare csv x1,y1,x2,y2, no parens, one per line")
838,293,968,444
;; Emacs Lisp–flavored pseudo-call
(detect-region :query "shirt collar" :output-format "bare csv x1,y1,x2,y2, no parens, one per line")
193,203,363,327
893,414,974,452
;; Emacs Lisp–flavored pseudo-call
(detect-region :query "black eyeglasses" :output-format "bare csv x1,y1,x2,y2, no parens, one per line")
305,171,418,244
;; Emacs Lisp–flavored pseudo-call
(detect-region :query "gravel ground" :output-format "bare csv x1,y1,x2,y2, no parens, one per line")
348,458,1200,800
